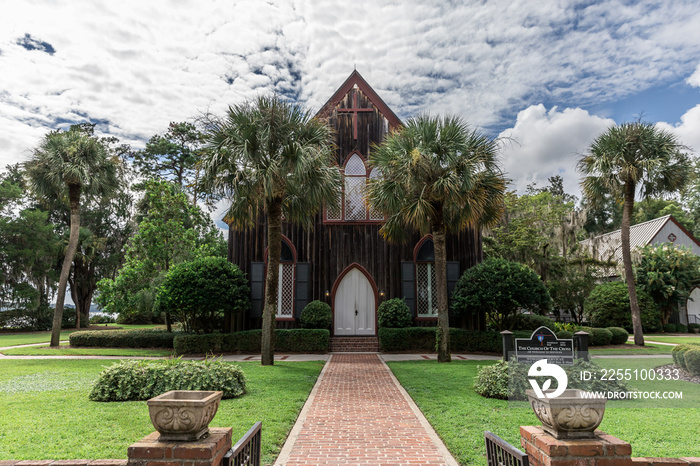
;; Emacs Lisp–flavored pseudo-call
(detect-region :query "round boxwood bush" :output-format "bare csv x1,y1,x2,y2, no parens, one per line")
606,327,629,345
377,298,412,328
556,330,574,340
580,327,613,346
583,282,661,332
299,301,332,329
676,324,688,333
156,256,250,334
664,323,677,333
685,349,700,376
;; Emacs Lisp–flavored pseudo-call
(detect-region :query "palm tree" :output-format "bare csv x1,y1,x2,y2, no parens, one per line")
367,115,505,362
201,95,340,366
25,125,120,347
578,121,690,346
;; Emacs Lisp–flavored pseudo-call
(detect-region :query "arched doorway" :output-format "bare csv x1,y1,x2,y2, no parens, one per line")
332,265,377,336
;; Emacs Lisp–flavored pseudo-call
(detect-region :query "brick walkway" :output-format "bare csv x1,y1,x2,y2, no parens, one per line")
278,354,456,465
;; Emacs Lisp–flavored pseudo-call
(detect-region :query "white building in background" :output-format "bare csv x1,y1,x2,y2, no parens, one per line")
580,215,700,326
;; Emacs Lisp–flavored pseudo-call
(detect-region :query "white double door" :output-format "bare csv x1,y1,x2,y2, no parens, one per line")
334,268,375,335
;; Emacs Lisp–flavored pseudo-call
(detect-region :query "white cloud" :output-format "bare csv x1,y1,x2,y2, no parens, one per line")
657,104,700,157
498,105,615,198
687,64,700,88
2,0,700,174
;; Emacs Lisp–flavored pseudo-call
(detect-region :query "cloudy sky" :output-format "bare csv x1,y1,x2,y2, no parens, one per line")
2,0,700,202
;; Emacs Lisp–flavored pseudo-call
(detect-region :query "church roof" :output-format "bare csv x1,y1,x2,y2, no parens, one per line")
315,70,402,129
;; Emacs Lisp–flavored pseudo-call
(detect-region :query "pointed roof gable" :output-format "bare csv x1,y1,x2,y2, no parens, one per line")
315,70,402,129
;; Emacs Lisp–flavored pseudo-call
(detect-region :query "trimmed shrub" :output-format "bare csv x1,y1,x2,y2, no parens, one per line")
664,323,677,333
685,349,700,376
580,327,613,346
584,282,661,332
299,301,332,329
70,329,176,348
607,327,629,345
556,330,574,340
672,343,700,371
676,324,688,333
157,257,249,334
378,327,531,353
174,329,330,355
89,358,246,401
377,298,412,328
689,323,700,333
452,258,552,331
474,359,629,400
90,314,117,325
509,314,556,331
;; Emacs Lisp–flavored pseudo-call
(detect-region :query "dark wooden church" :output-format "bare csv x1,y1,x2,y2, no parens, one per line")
227,71,482,342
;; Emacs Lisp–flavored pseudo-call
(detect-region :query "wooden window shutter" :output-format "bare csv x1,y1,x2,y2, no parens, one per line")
401,261,416,316
446,261,460,304
249,262,264,319
294,263,310,319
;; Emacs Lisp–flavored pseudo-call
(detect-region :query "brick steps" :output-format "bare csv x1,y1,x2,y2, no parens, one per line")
330,336,380,352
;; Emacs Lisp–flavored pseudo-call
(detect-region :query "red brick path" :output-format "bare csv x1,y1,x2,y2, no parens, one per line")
283,354,453,465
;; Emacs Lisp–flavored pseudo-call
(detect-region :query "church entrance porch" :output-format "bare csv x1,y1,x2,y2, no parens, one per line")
332,264,377,336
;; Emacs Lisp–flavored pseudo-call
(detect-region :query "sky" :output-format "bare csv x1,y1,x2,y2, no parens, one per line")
2,0,700,210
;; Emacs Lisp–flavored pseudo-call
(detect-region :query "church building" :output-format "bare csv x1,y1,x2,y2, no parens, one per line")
227,71,482,341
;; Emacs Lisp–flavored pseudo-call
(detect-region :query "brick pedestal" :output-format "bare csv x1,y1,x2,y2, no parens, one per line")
127,428,232,466
520,427,700,466
520,426,633,466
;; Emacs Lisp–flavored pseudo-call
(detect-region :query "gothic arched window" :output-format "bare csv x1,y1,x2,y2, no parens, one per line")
415,237,437,318
265,238,296,318
324,152,384,222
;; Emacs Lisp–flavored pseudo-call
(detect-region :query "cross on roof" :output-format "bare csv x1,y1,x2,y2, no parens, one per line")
337,89,373,140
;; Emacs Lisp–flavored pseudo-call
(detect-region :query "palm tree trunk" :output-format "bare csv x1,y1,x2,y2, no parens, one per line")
50,184,81,347
262,198,283,366
622,180,644,346
432,214,451,363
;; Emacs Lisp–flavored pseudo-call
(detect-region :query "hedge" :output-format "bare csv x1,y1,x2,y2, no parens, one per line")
672,343,700,372
378,327,531,353
174,329,330,355
70,329,176,348
89,358,246,401
607,327,630,345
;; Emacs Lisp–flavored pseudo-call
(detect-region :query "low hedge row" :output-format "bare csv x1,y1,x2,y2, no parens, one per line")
70,329,176,348
174,329,330,355
378,327,532,353
672,343,700,375
89,358,246,401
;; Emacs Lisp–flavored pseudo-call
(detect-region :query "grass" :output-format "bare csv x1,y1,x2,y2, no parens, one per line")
589,342,672,355
0,359,323,465
643,336,700,345
388,358,700,465
0,325,162,348
0,346,174,357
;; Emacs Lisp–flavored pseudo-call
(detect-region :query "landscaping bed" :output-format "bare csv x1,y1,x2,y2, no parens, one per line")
0,359,323,464
387,358,700,465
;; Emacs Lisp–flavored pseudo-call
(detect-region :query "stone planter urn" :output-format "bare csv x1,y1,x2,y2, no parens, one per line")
147,390,223,441
526,389,607,439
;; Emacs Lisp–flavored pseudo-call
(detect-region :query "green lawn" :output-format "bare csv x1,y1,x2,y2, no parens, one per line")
0,346,173,357
0,325,162,347
590,342,672,355
388,359,700,465
643,336,700,345
0,359,323,465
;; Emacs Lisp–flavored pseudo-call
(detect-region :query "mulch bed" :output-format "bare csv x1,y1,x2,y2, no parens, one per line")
655,364,700,385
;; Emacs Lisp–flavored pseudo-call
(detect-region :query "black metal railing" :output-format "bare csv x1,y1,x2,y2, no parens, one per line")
485,431,530,466
223,422,262,466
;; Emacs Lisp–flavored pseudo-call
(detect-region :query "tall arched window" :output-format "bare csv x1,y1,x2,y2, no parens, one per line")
265,238,296,318
325,151,384,222
415,237,437,317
